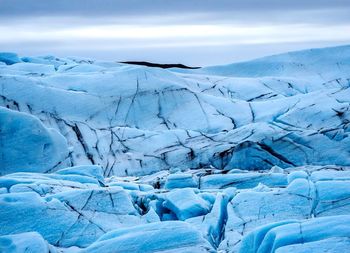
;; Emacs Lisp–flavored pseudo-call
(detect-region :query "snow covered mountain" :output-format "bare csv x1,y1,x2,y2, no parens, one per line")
0,45,350,252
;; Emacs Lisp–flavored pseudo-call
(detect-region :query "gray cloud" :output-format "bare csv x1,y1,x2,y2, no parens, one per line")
1,0,349,16
0,1,350,27
0,0,349,65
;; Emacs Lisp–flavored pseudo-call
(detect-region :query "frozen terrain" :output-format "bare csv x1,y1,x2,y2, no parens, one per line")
0,45,350,252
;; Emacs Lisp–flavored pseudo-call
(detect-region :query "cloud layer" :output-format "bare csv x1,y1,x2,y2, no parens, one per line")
0,0,349,65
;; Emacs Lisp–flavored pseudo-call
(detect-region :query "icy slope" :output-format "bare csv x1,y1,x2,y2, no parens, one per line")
0,107,69,175
1,45,350,252
196,44,350,79
1,45,350,176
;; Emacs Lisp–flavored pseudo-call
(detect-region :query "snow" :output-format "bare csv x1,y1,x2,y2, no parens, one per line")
0,45,350,252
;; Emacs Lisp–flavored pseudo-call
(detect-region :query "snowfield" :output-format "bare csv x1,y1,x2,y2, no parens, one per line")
0,45,350,252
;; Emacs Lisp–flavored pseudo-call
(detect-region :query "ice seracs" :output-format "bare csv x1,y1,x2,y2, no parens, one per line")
1,165,350,252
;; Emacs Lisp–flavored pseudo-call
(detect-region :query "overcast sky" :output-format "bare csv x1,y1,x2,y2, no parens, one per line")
1,0,350,66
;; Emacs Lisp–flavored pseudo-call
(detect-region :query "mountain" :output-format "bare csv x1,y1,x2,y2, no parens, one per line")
0,45,350,252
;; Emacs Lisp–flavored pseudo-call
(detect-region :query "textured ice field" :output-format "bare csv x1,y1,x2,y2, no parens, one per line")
0,45,350,252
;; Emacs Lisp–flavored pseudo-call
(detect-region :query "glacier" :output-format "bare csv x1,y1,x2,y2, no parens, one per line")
0,45,350,252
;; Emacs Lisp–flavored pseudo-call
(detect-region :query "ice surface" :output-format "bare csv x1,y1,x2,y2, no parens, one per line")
0,189,149,247
82,221,214,253
197,45,350,79
239,215,350,253
0,52,21,65
164,188,211,220
1,46,350,176
1,45,350,252
0,107,69,175
165,173,198,189
0,165,349,252
55,165,105,185
0,232,55,253
275,237,350,253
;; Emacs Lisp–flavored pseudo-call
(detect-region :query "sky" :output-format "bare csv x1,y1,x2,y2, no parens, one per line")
0,0,350,66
